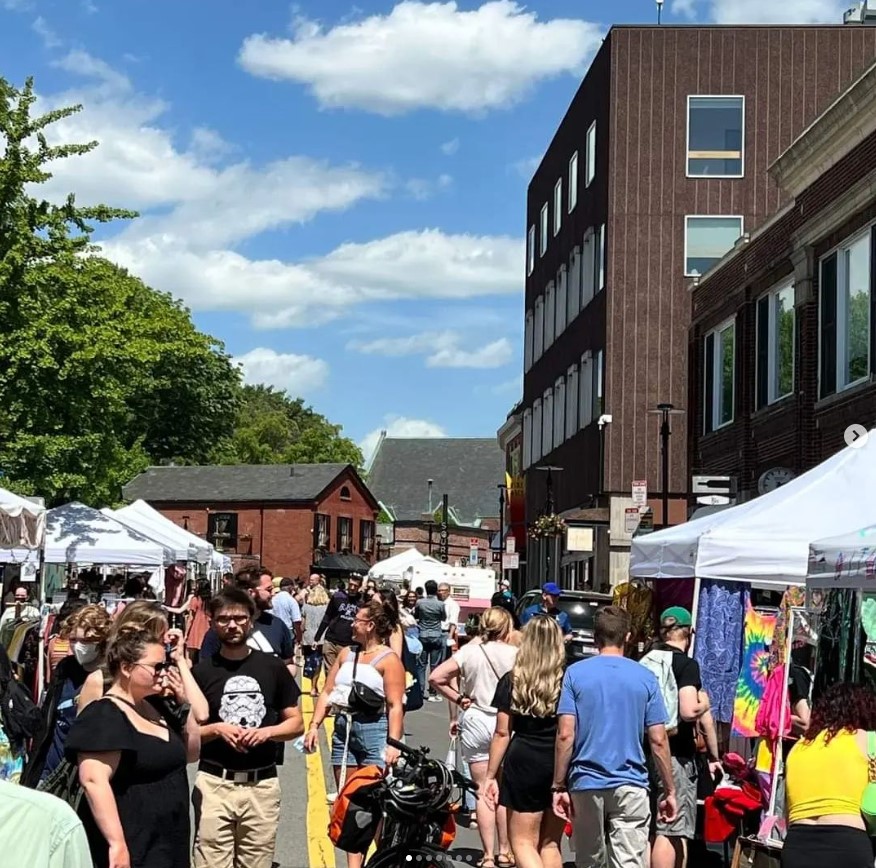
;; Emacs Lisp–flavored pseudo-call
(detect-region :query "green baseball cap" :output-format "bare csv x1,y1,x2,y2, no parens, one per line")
660,606,693,628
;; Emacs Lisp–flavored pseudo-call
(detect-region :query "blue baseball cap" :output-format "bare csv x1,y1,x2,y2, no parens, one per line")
542,582,562,597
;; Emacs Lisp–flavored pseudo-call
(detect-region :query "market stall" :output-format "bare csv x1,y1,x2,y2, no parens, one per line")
0,486,44,550
105,500,213,564
367,547,442,583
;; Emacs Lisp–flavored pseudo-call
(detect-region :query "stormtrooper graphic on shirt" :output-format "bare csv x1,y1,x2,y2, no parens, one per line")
218,675,267,728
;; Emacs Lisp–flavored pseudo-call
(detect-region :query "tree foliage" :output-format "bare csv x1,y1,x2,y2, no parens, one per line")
0,76,359,505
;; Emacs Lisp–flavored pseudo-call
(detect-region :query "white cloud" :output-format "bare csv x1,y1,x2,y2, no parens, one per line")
441,138,460,156
32,16,61,48
351,331,512,369
674,0,845,22
1,0,31,11
234,347,329,397
512,155,541,180
188,126,235,164
238,1,604,115
405,174,453,200
360,415,447,464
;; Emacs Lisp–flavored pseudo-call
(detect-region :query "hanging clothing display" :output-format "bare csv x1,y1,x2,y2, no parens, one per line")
732,601,778,738
813,589,860,697
768,586,808,669
612,582,655,651
694,580,747,724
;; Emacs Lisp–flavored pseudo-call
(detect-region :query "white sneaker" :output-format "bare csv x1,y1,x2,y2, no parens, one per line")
428,694,443,702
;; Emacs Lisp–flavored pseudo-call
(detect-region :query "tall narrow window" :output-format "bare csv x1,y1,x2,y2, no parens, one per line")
554,377,566,447
687,96,744,177
314,514,330,549
543,388,554,456
359,521,375,555
523,409,533,469
756,282,795,409
579,352,593,429
553,179,563,236
566,364,579,438
568,247,582,322
527,226,535,276
540,203,549,256
524,310,534,372
534,297,544,360
337,517,353,552
582,230,594,307
556,266,568,336
595,224,606,291
544,282,556,349
593,350,604,418
704,319,735,433
586,121,597,185
568,152,579,212
532,399,543,462
685,216,743,277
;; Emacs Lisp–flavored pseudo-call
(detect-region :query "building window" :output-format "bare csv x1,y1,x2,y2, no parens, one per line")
534,296,544,360
596,224,605,291
208,512,238,552
568,152,578,212
340,485,352,501
527,226,535,276
579,352,593,429
540,203,549,256
820,229,873,398
532,399,543,462
337,517,353,552
586,121,597,185
553,179,563,236
687,95,744,177
566,364,579,438
554,377,566,446
704,319,736,433
684,216,743,277
523,408,533,469
524,310,534,372
568,247,582,322
360,520,375,555
594,350,604,418
556,266,568,337
314,513,331,549
582,230,594,307
756,282,795,408
544,282,555,348
543,388,554,455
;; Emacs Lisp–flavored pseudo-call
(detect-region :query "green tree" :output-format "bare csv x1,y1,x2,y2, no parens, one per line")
212,385,363,469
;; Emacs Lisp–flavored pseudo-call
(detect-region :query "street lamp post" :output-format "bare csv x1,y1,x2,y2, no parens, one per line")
535,465,564,584
648,403,685,529
497,483,507,582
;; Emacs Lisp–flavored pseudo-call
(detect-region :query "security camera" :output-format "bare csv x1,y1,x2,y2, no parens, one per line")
597,414,613,429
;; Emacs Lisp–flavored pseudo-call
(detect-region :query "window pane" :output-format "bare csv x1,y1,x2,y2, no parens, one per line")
844,234,870,385
527,226,535,275
534,298,544,359
586,122,596,184
540,204,548,255
719,324,735,425
688,96,743,176
554,180,562,235
568,153,578,211
774,286,794,399
686,216,742,276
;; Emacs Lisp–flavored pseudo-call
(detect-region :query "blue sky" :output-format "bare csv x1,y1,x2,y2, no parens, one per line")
0,0,843,460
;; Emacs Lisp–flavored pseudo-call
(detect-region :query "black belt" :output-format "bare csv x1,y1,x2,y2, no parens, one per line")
199,760,278,784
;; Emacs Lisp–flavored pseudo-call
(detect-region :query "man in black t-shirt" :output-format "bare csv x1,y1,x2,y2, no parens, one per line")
650,607,720,868
192,587,303,868
315,573,362,671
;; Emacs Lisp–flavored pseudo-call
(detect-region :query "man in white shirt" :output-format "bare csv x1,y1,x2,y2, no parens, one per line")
437,583,460,660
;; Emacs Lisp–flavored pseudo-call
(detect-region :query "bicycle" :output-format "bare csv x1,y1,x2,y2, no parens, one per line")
363,736,479,868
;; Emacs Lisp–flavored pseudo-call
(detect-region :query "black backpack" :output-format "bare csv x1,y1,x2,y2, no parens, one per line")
0,671,42,752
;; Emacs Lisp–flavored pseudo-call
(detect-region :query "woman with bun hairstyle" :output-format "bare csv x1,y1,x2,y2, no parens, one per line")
66,625,201,868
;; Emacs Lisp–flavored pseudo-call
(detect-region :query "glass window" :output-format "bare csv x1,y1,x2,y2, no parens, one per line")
523,409,533,469
597,224,605,291
579,352,593,428
704,320,735,433
553,179,562,236
524,310,534,372
568,247,582,322
756,283,795,408
556,266,568,336
359,521,375,555
582,231,594,307
314,514,330,549
566,364,579,438
534,297,544,360
543,388,554,455
568,153,578,212
540,203,549,256
593,350,604,418
554,378,565,447
544,282,555,348
533,398,543,461
687,96,744,177
586,121,597,185
338,517,353,552
685,216,743,276
527,226,535,276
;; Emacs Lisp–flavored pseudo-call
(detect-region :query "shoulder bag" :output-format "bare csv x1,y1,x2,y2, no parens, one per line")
347,648,386,716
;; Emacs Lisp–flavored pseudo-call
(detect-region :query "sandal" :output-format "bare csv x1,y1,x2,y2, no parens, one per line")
497,854,516,868
476,860,495,868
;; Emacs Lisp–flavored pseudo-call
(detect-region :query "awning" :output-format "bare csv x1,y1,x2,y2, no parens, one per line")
313,553,373,574
0,486,45,550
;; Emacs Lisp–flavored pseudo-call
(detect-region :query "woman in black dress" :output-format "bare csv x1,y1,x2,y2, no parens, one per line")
66,625,201,868
484,615,566,868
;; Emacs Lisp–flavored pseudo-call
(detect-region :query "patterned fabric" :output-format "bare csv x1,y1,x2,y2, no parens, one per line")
0,725,23,783
732,601,777,738
694,580,746,724
612,582,655,650
768,586,806,669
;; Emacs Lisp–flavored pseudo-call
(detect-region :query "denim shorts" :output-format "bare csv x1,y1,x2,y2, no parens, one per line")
331,713,388,769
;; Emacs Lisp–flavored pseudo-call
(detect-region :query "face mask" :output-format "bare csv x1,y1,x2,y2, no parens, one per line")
72,642,100,667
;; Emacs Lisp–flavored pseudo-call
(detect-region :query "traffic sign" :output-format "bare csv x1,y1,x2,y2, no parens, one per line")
632,480,648,506
624,507,641,535
504,553,520,570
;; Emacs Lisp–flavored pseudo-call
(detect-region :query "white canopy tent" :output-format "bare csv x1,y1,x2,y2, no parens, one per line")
808,524,876,590
0,486,45,550
104,500,213,565
631,428,876,587
368,548,442,582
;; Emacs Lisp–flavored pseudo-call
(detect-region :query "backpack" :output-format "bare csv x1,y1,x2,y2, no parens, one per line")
0,670,42,753
640,649,679,735
328,765,384,853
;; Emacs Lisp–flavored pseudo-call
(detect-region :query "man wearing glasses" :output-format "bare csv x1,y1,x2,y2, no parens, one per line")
192,587,303,868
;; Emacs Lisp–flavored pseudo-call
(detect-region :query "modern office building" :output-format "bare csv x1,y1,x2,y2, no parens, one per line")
522,23,876,589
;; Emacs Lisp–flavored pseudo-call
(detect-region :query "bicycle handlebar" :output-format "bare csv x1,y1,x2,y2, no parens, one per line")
386,737,426,756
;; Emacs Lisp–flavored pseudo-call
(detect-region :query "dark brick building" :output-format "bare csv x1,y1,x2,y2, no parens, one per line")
690,58,876,497
522,24,876,588
122,464,379,579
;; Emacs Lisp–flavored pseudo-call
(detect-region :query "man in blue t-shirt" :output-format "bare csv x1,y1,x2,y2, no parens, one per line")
520,583,573,641
552,605,677,868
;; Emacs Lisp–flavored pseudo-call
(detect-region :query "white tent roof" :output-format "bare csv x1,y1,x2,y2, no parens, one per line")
43,502,170,566
368,547,442,581
0,486,45,550
105,500,213,564
808,525,876,590
631,428,876,586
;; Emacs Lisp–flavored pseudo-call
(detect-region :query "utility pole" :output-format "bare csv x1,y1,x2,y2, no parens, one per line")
497,483,507,582
648,403,684,529
440,494,449,563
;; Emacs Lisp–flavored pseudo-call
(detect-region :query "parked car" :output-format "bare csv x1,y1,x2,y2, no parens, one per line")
515,589,613,662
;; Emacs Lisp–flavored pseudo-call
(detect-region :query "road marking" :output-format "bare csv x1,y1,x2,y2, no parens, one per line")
303,679,336,868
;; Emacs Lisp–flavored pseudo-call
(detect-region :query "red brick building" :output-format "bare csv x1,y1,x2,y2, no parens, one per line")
122,464,379,579
689,59,876,497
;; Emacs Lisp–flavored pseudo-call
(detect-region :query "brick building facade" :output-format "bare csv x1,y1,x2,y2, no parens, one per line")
122,464,379,579
689,59,876,494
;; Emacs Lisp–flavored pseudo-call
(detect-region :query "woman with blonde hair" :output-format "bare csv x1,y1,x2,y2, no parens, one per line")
302,582,330,695
484,616,566,868
430,607,518,868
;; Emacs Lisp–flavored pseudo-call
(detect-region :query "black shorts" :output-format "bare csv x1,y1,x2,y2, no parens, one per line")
783,825,873,868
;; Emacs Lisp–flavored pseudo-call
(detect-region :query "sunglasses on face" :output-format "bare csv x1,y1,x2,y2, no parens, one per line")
135,661,171,677
214,614,251,627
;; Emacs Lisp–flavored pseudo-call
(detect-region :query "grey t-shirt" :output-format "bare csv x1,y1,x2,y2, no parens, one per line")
415,596,446,640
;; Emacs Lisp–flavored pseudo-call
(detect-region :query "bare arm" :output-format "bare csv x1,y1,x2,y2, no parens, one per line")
678,685,710,723
303,647,347,750
647,723,675,796
381,655,406,744
700,708,720,761
389,627,404,659
486,709,513,780
791,699,810,735
429,656,462,702
78,669,105,713
78,752,128,864
552,713,575,788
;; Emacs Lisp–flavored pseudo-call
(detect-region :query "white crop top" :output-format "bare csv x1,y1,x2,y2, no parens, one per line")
334,648,393,699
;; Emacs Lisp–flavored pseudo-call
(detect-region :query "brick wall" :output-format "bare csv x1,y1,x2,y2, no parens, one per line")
391,525,495,569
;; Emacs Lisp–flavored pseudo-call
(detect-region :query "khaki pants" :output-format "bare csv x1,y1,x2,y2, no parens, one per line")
322,640,345,672
192,771,281,868
571,786,650,868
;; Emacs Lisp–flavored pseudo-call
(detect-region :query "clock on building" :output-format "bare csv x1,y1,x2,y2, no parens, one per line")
758,467,796,495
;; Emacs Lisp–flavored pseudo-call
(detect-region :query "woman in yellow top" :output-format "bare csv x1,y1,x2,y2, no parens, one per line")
784,683,876,868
